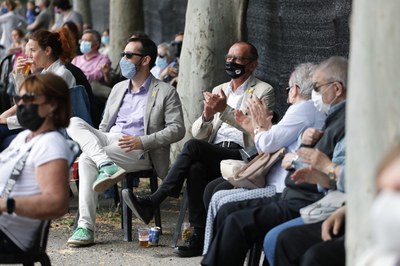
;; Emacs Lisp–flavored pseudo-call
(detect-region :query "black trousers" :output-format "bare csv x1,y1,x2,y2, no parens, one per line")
275,221,345,266
201,196,311,266
156,139,241,228
0,230,23,253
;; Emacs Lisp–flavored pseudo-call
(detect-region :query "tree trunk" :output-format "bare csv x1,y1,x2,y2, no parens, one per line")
347,0,400,265
109,0,144,68
72,0,92,27
172,0,248,158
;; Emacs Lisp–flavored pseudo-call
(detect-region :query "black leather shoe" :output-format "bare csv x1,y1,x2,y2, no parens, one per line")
121,189,154,224
173,232,204,257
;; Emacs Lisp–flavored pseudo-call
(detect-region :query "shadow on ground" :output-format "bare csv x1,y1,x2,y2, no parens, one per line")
48,181,202,266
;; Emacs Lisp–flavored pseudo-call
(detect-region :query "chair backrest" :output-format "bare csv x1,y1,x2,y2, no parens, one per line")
70,85,93,126
0,54,14,113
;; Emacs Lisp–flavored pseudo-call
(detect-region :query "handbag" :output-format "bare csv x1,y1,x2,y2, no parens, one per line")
300,190,346,224
223,147,286,189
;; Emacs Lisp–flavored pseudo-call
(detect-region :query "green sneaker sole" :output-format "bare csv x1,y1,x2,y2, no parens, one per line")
92,169,127,193
67,239,94,247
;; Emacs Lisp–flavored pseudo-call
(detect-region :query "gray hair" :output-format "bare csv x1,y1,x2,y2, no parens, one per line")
157,42,174,58
316,56,348,90
82,29,101,44
289,62,317,99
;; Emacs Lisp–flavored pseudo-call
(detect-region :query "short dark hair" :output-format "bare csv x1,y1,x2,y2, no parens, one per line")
20,73,71,128
233,41,259,61
53,0,71,10
127,37,157,69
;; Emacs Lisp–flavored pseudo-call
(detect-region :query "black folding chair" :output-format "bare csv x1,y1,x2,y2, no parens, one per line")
0,54,15,113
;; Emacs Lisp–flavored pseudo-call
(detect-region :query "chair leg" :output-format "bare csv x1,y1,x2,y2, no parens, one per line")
149,173,162,234
122,175,134,241
113,183,120,207
38,253,51,266
247,242,263,266
171,189,188,247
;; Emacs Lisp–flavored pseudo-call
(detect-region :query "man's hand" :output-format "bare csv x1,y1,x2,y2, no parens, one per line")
202,90,227,120
296,148,332,173
291,167,330,188
321,206,346,241
301,128,324,146
118,135,143,152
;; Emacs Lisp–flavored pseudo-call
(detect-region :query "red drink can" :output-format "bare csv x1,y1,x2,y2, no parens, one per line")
70,161,79,181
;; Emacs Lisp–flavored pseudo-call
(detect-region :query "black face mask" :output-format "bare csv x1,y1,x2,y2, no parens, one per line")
225,62,246,79
16,104,46,131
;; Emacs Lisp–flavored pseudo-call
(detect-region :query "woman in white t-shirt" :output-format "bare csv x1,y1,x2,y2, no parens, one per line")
0,73,74,252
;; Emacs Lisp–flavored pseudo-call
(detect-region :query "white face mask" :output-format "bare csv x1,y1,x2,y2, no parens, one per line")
370,190,400,253
312,90,329,114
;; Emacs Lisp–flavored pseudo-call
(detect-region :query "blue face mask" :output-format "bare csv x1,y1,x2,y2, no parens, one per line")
120,57,139,80
80,41,92,54
155,56,168,69
1,6,8,14
101,36,110,45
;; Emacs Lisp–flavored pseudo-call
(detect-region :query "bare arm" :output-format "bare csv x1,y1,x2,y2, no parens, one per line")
0,105,17,124
0,159,70,219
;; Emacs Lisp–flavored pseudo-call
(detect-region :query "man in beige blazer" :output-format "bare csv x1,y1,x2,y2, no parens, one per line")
122,41,275,257
66,37,185,246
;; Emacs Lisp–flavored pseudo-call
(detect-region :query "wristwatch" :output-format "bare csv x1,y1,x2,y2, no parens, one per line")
7,198,15,214
290,155,299,169
328,163,338,181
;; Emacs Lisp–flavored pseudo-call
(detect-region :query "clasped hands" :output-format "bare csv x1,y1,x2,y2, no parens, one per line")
118,135,143,152
202,90,228,121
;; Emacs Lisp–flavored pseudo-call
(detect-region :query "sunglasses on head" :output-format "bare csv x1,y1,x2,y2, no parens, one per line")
13,93,42,103
121,52,145,59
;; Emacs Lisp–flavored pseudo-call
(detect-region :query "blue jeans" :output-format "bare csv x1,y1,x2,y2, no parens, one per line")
263,217,304,266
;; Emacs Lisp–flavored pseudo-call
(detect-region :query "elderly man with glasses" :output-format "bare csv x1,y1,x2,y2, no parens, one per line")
122,41,275,257
66,37,185,246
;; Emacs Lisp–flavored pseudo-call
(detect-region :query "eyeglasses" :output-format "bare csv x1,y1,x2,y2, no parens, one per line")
285,85,295,93
225,54,255,62
13,93,42,104
121,52,145,59
313,81,336,92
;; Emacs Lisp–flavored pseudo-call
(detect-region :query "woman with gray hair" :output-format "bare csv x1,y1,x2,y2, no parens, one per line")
202,62,326,255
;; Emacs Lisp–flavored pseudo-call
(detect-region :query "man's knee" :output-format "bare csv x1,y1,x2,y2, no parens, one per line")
217,201,241,221
183,138,204,152
67,117,88,136
300,244,323,266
